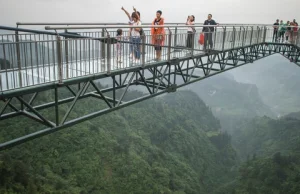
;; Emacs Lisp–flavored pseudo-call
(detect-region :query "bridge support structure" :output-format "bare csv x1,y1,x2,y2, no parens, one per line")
1,23,300,150
1,41,299,150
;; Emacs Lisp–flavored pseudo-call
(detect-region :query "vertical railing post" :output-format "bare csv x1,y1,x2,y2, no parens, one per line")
64,30,69,79
250,26,253,46
263,26,267,43
174,26,178,47
141,34,146,67
238,27,242,47
106,31,111,74
214,26,217,47
222,27,226,51
191,30,195,56
245,26,248,45
56,36,63,84
167,27,172,61
296,30,300,46
15,31,22,88
101,28,106,71
242,27,246,47
257,26,260,44
232,27,236,49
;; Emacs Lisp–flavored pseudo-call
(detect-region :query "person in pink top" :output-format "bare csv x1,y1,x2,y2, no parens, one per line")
290,22,296,44
186,15,195,51
292,19,298,44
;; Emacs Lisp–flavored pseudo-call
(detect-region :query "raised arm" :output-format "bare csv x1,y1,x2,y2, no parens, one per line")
121,7,131,21
186,16,190,25
187,17,193,25
133,7,140,20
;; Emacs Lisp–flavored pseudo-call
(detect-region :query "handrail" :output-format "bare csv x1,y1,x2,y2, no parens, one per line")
45,24,270,31
17,22,271,26
44,24,300,31
0,25,57,35
2,24,298,35
0,25,107,40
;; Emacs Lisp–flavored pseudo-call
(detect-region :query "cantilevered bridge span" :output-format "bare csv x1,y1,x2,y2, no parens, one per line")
0,23,299,150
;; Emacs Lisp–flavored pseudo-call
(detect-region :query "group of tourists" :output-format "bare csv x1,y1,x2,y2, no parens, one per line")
117,7,218,64
116,7,299,65
119,6,163,64
273,19,298,43
185,14,217,53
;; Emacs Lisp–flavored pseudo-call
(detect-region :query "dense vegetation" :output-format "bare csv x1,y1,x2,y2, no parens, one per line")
1,54,300,193
216,153,300,194
232,116,300,160
0,90,237,194
215,114,300,194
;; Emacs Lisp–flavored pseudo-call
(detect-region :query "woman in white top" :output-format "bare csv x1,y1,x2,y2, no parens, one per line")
130,12,142,62
186,15,195,50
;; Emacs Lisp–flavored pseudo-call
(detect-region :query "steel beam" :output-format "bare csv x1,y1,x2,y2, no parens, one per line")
0,42,300,151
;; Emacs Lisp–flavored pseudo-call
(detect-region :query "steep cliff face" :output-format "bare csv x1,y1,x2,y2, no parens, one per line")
187,73,275,132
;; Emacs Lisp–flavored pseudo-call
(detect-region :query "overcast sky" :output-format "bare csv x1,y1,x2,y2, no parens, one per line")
1,0,300,27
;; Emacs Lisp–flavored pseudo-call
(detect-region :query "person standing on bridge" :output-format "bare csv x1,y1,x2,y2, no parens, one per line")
130,12,142,63
133,7,144,54
186,15,196,53
285,21,291,43
121,7,141,59
279,20,286,43
289,21,296,44
292,19,298,44
151,10,165,61
273,19,279,42
202,14,217,52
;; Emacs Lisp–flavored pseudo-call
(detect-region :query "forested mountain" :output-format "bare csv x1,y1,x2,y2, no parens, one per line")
187,73,275,132
1,52,300,193
216,154,300,194
232,115,300,161
230,54,300,116
216,113,300,194
0,90,237,194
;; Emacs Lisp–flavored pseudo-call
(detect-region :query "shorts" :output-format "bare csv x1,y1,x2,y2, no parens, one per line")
154,38,163,51
154,46,162,51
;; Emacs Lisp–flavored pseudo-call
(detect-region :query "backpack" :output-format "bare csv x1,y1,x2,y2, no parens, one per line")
198,33,204,45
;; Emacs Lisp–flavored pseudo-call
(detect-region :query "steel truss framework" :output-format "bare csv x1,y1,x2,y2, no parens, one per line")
0,42,299,150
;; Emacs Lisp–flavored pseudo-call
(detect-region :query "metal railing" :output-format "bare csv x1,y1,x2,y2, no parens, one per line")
0,24,299,92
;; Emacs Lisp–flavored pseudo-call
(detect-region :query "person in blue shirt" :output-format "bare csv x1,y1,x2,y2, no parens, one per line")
202,14,218,51
279,20,287,43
